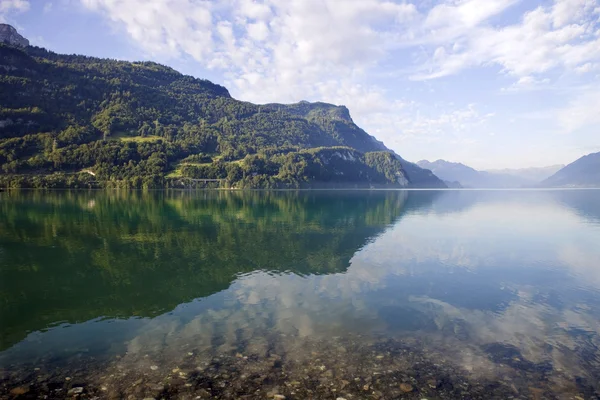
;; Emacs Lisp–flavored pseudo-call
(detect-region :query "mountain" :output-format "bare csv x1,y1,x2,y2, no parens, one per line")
541,152,600,188
417,160,482,187
485,165,564,182
0,24,29,47
443,180,463,188
417,159,548,188
0,26,445,189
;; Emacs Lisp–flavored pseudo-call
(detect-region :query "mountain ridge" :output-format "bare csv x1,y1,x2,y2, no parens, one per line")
0,25,445,189
541,152,600,188
485,165,564,182
417,159,562,188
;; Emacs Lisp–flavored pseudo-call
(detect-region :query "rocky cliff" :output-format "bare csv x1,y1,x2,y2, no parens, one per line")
0,24,29,47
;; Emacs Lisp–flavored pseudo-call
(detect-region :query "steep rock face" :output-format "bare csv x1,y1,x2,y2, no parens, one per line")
265,101,353,123
0,24,29,47
262,101,389,154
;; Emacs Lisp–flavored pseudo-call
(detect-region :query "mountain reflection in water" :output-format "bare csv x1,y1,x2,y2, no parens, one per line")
1,189,600,399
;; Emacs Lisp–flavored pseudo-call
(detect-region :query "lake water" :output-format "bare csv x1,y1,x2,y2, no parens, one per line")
1,190,600,399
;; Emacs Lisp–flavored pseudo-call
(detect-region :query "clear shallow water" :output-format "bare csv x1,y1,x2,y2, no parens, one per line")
1,189,600,399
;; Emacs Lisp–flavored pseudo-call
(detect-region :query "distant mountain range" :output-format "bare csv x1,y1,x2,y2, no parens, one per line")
417,160,564,188
542,152,600,188
486,165,565,183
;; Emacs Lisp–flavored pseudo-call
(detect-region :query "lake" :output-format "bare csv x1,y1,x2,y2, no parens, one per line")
1,189,600,399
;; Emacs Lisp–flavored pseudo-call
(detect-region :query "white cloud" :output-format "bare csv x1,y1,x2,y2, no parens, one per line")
421,0,519,41
79,0,417,106
246,21,269,42
556,85,600,133
412,0,600,80
0,0,28,12
361,102,493,151
501,75,551,92
78,0,600,106
574,62,599,74
0,0,29,22
80,0,215,61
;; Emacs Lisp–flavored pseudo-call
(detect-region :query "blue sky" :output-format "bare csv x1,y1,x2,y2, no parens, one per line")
2,0,599,169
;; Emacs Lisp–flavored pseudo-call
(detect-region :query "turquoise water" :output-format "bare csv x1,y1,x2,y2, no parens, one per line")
1,189,600,399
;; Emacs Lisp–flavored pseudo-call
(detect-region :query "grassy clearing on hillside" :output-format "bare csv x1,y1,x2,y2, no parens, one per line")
167,161,213,178
107,131,165,143
118,135,164,143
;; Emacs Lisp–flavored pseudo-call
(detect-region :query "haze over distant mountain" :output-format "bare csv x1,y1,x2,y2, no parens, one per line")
542,152,600,188
0,25,445,189
417,159,558,188
485,165,564,183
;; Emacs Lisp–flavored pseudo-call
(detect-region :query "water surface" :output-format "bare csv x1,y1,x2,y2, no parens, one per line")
1,189,600,399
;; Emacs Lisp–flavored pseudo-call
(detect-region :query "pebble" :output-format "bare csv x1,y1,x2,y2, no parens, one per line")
68,387,84,395
10,387,29,395
529,387,544,400
2,337,562,399
148,384,165,392
400,383,413,393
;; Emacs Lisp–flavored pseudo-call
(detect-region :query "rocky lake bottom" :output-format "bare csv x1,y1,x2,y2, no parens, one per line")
4,330,599,400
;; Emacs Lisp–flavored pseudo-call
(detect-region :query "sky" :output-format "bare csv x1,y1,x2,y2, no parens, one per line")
1,0,599,169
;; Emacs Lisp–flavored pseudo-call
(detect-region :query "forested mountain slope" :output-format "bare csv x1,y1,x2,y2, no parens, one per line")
0,38,445,189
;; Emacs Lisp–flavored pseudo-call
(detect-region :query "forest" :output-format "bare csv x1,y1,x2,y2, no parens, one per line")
0,43,445,189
